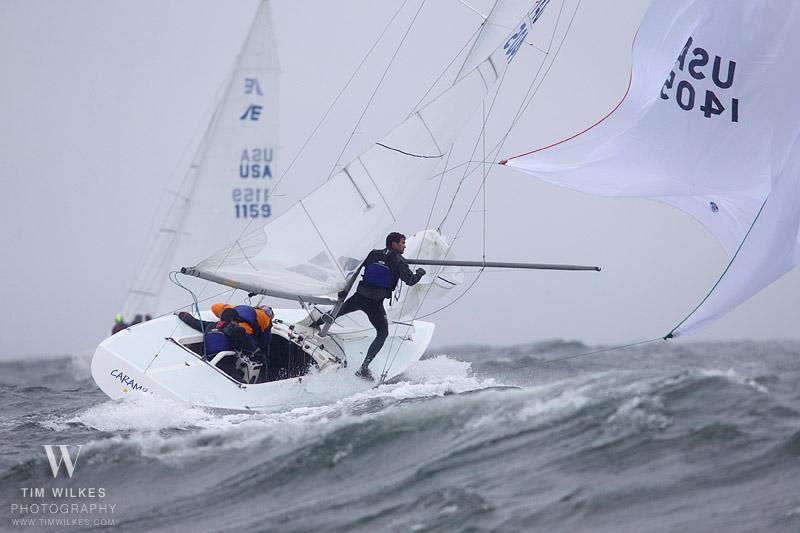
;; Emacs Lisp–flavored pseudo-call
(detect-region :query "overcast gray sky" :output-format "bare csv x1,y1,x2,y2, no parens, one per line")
2,0,798,360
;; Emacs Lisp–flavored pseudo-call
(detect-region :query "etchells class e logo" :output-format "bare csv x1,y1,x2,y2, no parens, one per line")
42,445,83,479
240,77,264,121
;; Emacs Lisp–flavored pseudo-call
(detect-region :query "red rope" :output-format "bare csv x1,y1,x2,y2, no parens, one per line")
499,72,632,165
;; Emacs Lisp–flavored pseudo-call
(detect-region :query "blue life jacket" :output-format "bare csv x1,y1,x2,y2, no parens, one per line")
204,329,230,353
234,305,258,329
363,262,392,289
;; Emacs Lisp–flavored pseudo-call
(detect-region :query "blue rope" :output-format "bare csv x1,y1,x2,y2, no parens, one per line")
169,271,207,359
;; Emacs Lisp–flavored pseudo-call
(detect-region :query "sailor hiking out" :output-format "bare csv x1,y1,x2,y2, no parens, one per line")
333,232,425,382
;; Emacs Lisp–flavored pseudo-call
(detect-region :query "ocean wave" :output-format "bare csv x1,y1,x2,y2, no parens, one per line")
3,342,799,532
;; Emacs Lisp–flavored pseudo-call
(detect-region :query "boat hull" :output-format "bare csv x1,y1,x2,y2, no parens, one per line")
92,309,434,411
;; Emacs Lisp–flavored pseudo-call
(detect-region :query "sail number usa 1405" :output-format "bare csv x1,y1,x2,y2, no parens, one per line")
660,36,739,122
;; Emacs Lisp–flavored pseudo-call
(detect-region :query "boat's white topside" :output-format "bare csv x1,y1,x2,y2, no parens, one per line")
92,308,434,411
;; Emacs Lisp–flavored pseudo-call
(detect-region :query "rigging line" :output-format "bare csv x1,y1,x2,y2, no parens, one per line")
382,110,505,373
463,1,572,168
424,159,499,181
326,0,429,183
665,196,770,340
514,337,664,369
300,200,347,279
408,24,485,117
192,4,416,303
146,272,206,372
382,95,500,375
426,143,455,232
381,110,494,372
379,2,584,373
491,0,581,156
395,1,580,331
505,0,570,128
277,0,411,186
195,20,414,291
441,0,581,230
482,99,487,262
381,1,578,374
383,26,523,367
124,76,230,314
158,286,236,319
375,142,443,159
413,268,485,320
456,0,488,20
437,53,511,230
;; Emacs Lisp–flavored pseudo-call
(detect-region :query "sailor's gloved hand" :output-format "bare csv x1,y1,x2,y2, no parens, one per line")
416,268,426,277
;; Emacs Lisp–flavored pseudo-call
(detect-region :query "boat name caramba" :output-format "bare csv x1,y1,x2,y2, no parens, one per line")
109,370,149,392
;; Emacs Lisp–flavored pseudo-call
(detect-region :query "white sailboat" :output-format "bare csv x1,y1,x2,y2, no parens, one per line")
121,0,280,321
93,0,589,411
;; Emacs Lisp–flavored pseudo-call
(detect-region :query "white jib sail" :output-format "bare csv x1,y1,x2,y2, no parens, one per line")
123,0,279,318
502,0,800,336
192,0,551,304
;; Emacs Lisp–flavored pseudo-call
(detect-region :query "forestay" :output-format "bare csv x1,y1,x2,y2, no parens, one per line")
124,0,280,317
191,0,555,304
503,0,800,335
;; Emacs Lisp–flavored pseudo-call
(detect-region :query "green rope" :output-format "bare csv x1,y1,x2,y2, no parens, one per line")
664,195,770,340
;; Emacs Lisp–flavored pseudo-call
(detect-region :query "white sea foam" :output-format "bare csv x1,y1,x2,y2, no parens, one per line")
699,368,769,394
41,355,504,461
606,395,671,430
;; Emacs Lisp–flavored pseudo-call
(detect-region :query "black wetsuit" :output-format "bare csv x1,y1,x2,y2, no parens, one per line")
339,248,424,371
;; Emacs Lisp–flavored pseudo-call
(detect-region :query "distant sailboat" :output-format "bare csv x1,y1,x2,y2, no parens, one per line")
122,0,280,321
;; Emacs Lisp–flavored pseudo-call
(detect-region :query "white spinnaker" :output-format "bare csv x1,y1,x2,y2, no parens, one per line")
194,0,549,303
123,0,279,318
503,0,800,335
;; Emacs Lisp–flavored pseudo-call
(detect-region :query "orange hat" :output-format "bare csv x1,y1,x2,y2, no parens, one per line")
211,303,233,318
254,307,272,331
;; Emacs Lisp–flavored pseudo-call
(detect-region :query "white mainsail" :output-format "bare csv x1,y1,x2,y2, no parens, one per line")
123,0,280,318
502,0,800,336
189,1,554,304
